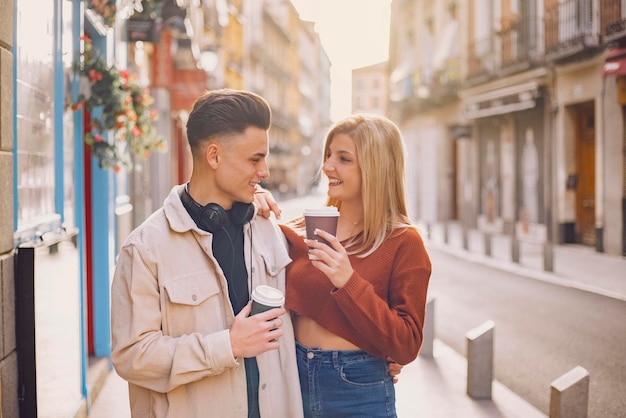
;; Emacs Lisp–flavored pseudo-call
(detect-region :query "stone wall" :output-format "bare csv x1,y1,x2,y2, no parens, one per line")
0,0,19,415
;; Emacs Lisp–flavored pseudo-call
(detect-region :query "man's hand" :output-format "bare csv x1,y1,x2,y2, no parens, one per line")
253,186,282,220
387,358,403,384
229,302,285,358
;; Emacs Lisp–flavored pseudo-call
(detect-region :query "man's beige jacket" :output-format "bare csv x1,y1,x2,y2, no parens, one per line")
111,185,303,418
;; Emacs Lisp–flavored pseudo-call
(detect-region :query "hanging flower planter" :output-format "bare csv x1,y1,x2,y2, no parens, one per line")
86,0,167,30
70,35,167,171
86,0,117,28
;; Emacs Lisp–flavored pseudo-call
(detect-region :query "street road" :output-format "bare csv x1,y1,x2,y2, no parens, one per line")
427,247,626,418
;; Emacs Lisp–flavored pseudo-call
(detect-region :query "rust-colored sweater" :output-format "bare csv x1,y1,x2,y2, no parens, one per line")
280,224,432,365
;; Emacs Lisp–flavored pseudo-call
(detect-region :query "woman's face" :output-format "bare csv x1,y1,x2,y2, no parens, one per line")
323,133,362,203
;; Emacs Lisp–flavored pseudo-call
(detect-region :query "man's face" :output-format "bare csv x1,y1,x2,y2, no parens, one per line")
214,126,270,209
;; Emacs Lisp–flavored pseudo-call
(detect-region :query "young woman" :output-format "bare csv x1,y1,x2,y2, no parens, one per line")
278,114,432,417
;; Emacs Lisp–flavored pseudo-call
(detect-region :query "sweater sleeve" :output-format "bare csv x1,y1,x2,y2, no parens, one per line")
330,229,431,365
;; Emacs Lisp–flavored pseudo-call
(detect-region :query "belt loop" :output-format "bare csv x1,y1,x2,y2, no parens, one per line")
332,350,340,369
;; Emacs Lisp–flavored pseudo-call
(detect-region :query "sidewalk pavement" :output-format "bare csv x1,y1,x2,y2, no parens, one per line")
89,193,626,417
88,338,546,418
427,223,626,303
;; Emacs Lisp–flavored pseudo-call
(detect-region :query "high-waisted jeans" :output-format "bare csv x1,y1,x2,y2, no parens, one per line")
296,341,397,418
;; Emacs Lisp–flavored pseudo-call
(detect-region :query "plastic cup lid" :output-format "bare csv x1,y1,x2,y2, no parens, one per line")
303,207,340,216
251,285,284,306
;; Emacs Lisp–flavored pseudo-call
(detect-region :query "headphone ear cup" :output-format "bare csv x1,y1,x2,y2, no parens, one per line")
230,202,255,225
199,203,229,232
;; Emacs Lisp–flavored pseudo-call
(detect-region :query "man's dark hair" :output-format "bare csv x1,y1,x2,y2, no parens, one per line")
186,89,272,153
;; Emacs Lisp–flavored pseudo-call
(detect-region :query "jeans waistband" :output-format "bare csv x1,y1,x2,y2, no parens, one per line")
295,340,381,365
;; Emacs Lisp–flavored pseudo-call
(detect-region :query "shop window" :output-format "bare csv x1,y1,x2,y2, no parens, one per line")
15,0,57,239
14,0,77,243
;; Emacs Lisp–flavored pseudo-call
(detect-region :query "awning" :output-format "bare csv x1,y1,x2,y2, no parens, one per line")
462,81,542,119
603,47,626,77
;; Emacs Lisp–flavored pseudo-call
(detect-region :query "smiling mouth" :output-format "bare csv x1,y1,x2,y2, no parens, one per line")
328,178,343,185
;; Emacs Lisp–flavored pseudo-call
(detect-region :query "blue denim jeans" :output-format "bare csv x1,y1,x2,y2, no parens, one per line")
296,341,397,418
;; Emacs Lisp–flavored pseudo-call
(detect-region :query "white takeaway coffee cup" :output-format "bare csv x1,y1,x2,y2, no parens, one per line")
250,285,285,315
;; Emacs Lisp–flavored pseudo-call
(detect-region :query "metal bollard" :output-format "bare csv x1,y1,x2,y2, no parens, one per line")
420,298,435,358
466,320,495,399
484,232,492,256
549,366,589,418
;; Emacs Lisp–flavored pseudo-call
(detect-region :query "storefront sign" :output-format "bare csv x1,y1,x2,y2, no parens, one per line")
603,47,626,77
128,18,162,43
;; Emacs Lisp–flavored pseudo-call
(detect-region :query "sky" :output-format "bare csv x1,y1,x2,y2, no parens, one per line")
290,0,392,121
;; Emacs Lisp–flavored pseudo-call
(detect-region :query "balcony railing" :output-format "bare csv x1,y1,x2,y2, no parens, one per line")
498,15,544,72
467,36,498,82
389,56,460,105
601,0,626,42
434,57,461,91
466,14,546,85
544,0,601,61
414,57,460,97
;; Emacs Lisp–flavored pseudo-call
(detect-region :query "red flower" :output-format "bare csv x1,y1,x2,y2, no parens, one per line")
119,70,130,87
88,69,103,82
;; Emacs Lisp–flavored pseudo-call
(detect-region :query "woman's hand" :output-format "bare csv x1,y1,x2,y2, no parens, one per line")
305,229,353,289
253,187,282,219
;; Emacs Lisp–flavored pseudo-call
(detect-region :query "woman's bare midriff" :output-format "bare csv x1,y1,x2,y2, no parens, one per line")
293,314,360,350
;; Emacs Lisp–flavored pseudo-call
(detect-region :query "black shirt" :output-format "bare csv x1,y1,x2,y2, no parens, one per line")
210,218,249,314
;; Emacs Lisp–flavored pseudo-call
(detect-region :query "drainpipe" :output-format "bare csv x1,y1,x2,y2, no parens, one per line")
596,76,606,253
72,0,89,402
544,67,558,272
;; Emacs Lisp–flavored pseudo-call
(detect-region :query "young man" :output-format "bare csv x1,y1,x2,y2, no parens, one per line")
110,89,303,418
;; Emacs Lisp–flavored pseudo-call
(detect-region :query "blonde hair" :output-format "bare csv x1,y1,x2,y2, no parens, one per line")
323,114,412,257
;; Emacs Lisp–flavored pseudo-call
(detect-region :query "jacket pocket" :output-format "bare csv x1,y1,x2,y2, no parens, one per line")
260,250,291,278
163,275,223,336
258,248,291,294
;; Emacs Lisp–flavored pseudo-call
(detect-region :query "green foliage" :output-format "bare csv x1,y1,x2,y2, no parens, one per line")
87,0,167,28
86,0,117,27
71,36,167,171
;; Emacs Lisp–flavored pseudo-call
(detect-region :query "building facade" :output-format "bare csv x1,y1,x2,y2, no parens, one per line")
388,0,625,261
7,1,130,416
1,0,332,416
242,0,329,198
388,0,464,227
352,61,390,115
